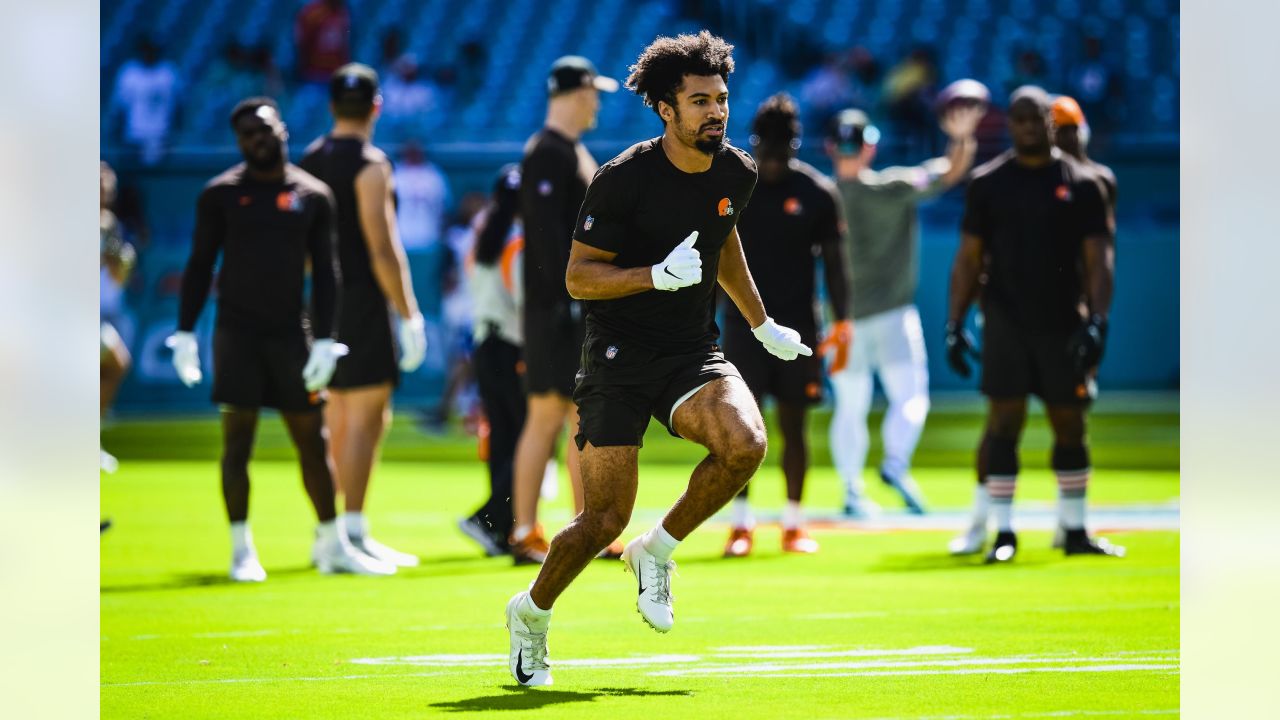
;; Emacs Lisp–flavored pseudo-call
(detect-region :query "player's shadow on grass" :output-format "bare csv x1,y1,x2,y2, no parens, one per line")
429,686,692,712
869,553,1054,572
99,566,314,594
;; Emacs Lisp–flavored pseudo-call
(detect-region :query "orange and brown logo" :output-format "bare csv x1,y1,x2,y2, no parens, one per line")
277,190,302,212
784,197,802,215
717,197,734,216
805,382,822,399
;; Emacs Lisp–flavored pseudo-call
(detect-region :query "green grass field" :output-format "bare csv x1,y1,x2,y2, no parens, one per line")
101,407,1179,719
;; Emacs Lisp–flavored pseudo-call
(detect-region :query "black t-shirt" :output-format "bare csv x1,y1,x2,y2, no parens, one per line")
520,128,592,308
720,159,843,338
574,138,757,354
178,163,339,337
962,149,1110,331
298,135,389,289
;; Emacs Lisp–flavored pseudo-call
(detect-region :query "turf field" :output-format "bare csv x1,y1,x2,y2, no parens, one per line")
101,405,1179,719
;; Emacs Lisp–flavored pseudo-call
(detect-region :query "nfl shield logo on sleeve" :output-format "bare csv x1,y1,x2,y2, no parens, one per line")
584,215,594,231
605,345,618,360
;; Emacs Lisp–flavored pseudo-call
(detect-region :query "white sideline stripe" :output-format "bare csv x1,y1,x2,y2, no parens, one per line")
795,602,1178,621
858,709,1178,720
711,645,974,660
350,653,703,668
103,671,448,688
649,655,1178,677
737,664,1178,678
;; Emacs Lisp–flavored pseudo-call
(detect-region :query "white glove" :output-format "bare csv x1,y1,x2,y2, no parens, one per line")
651,231,702,291
165,331,202,387
398,312,427,372
751,317,813,361
302,338,350,392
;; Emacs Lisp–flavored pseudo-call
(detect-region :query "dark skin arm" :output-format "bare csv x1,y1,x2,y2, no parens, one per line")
565,240,654,300
1082,234,1114,320
820,236,850,321
947,232,985,324
717,227,768,329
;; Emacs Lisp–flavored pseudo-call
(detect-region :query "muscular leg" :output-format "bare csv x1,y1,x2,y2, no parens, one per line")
776,401,808,504
512,392,572,532
664,376,768,540
528,443,638,609
220,407,259,523
281,409,337,523
1045,403,1089,531
565,406,585,515
985,397,1028,533
326,384,393,514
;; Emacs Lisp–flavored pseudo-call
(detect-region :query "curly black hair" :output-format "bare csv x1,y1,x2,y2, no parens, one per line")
751,93,801,146
625,30,735,118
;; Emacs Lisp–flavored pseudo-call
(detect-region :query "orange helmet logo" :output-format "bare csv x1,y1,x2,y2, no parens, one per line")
717,197,734,216
784,197,802,215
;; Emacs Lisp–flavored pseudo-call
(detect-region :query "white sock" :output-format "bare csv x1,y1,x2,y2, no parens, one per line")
512,524,533,542
520,592,552,630
316,519,341,547
993,500,1013,533
1060,495,1086,530
970,484,991,526
230,521,253,555
782,500,802,530
987,476,1016,532
342,511,367,539
730,497,754,529
642,524,680,563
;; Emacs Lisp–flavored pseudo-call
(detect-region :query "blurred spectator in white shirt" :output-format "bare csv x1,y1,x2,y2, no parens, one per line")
111,37,181,165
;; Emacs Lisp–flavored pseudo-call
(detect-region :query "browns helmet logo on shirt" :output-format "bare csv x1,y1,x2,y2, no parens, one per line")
276,191,302,212
717,197,734,216
1055,185,1073,202
784,197,802,215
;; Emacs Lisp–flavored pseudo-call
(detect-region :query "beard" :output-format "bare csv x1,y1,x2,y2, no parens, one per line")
245,141,284,171
694,133,726,154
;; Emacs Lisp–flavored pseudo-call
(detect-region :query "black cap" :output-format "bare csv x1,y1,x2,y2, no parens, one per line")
827,108,881,154
330,63,380,114
546,55,619,95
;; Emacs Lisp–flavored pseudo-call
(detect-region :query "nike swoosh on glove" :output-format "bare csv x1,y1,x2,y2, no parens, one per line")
651,231,702,291
751,317,813,361
398,313,427,372
302,338,350,392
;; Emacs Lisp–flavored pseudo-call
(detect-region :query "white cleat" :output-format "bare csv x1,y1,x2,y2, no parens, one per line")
313,536,396,576
621,536,675,633
350,534,420,567
843,495,882,519
506,592,553,687
229,550,267,583
949,523,987,556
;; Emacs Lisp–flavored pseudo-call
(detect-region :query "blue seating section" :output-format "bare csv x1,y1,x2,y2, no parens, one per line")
101,0,1178,150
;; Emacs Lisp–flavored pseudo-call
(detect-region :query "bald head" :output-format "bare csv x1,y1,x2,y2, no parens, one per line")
1007,85,1053,158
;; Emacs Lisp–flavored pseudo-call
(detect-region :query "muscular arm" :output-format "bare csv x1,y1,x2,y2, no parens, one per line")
355,160,419,318
177,191,223,331
1082,234,1115,321
820,236,850,321
947,232,985,324
717,227,768,329
564,240,654,300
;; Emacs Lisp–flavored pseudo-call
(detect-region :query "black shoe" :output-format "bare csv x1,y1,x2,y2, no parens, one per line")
457,515,510,557
985,531,1017,563
1062,529,1126,557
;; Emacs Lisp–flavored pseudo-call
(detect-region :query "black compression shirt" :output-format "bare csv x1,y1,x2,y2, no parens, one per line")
573,138,757,354
298,135,389,289
520,128,592,308
962,149,1110,331
178,163,339,337
721,159,845,335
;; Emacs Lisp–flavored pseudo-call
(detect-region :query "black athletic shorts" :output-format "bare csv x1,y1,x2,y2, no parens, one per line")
720,321,822,405
573,334,742,449
212,325,322,412
980,303,1095,405
331,284,399,389
522,301,585,397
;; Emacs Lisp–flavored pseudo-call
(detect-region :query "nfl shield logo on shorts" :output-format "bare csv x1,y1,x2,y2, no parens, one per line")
605,345,618,360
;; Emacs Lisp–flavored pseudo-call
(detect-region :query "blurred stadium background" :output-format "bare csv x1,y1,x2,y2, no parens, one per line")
100,0,1178,415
